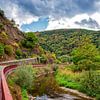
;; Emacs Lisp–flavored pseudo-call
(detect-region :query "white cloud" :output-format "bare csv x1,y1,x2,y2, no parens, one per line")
0,0,39,28
46,13,100,31
91,12,100,25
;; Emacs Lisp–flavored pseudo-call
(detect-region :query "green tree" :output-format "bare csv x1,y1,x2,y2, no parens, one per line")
21,32,38,49
71,36,100,70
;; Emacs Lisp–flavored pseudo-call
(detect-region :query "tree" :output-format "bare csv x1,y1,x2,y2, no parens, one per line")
71,36,100,70
21,32,38,49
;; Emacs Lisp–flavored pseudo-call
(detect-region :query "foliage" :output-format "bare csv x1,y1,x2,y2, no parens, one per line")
14,65,36,90
21,32,38,49
55,68,81,90
0,9,4,16
22,89,28,100
71,37,100,71
4,45,13,56
40,54,47,64
55,67,100,98
71,43,99,64
58,55,71,63
80,71,100,98
15,49,23,59
0,43,4,56
0,23,3,29
39,29,100,57
33,75,60,96
0,32,8,39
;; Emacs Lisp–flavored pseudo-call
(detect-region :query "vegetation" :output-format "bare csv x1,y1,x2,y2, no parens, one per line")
55,67,100,99
15,49,23,59
21,32,38,49
4,45,13,56
39,29,100,57
13,65,36,90
0,9,4,16
0,43,4,56
71,36,100,71
22,89,28,100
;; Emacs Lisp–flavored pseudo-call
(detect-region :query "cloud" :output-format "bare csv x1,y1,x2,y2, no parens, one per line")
0,0,100,31
46,13,100,30
0,0,39,27
75,18,100,29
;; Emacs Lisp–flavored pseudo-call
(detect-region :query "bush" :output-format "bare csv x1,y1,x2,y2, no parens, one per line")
14,65,36,90
68,64,81,72
77,59,96,71
0,43,4,56
0,9,4,16
15,49,23,59
0,23,3,29
40,55,47,64
0,32,8,39
4,45,13,56
58,55,71,63
21,32,38,49
80,71,100,97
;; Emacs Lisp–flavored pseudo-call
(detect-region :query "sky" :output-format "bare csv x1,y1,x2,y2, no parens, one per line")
0,0,100,32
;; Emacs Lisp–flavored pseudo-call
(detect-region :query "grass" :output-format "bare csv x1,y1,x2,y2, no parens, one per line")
55,66,100,99
55,67,82,90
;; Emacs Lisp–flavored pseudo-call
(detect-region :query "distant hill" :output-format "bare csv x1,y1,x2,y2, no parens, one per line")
38,29,100,56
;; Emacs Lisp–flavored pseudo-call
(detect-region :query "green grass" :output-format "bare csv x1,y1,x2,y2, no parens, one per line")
55,71,81,90
55,67,100,99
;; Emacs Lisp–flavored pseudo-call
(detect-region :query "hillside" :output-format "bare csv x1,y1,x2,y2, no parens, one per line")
0,10,24,45
38,29,100,57
0,10,56,62
0,10,25,61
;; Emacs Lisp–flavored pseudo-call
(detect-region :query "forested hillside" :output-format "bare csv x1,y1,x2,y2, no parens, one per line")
38,29,100,57
0,9,55,62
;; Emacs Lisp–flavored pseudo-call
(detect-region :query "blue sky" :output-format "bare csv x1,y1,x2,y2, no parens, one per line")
21,17,49,32
0,0,100,32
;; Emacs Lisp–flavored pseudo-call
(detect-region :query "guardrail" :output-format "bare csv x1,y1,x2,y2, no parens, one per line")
0,58,39,100
1,65,17,100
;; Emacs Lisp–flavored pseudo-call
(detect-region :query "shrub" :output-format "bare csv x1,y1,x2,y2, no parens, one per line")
15,49,23,59
0,32,8,39
14,65,36,90
0,23,3,29
58,55,71,63
0,43,4,56
40,54,47,64
0,9,4,16
4,45,13,56
80,71,100,97
77,59,96,71
21,32,38,49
